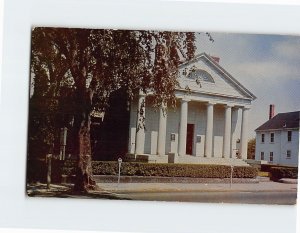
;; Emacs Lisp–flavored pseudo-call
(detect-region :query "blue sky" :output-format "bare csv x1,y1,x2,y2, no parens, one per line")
195,32,300,138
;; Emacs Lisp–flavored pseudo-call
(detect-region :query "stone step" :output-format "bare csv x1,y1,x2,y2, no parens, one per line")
127,154,250,166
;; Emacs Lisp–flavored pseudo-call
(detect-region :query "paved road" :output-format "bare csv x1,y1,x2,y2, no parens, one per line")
116,191,297,205
26,181,298,204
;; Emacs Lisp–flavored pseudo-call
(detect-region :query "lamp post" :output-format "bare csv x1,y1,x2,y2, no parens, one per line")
59,127,68,160
230,165,234,188
118,158,122,184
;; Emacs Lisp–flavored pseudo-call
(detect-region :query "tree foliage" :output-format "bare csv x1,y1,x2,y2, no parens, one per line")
247,138,256,159
29,27,199,192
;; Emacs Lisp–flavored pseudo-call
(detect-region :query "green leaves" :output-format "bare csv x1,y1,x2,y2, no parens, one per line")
31,28,197,111
29,28,198,159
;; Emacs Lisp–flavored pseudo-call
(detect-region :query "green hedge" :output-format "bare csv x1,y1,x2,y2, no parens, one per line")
91,161,257,178
260,164,297,172
269,167,298,181
28,160,258,181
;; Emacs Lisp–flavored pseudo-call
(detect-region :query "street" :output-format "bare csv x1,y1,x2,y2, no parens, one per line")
116,190,297,205
26,180,298,205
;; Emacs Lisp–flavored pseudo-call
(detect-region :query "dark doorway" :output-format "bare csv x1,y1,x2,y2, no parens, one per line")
186,124,194,155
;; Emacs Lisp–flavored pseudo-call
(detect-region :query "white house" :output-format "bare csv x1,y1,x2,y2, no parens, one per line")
255,106,300,167
127,53,256,165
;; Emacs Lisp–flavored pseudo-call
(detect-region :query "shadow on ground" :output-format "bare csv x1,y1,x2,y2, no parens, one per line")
26,183,131,200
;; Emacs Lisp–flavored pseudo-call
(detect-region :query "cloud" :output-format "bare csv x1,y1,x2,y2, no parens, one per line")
195,32,300,138
197,32,300,84
233,60,300,84
272,37,300,61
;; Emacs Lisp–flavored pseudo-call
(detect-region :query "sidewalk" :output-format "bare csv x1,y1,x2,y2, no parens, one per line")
26,178,298,198
97,180,298,193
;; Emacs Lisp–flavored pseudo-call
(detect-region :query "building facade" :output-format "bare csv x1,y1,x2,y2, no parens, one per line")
127,53,256,164
255,109,300,167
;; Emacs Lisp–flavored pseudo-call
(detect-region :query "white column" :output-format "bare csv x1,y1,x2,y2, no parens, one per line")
157,103,167,156
240,107,250,159
223,105,232,158
230,107,238,158
135,93,146,155
205,102,214,157
178,99,189,156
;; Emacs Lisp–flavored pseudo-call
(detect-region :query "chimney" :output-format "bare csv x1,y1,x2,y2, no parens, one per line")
269,104,275,120
211,56,220,63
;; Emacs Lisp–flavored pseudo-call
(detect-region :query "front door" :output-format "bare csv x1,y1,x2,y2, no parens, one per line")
186,124,194,155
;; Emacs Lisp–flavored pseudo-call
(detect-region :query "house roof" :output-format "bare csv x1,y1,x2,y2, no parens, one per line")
255,111,300,131
179,53,257,101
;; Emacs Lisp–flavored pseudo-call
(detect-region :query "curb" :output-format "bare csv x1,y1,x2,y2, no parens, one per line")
97,186,298,194
91,175,259,184
279,178,298,184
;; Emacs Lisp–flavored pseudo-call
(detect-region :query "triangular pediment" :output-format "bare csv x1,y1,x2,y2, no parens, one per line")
177,53,256,101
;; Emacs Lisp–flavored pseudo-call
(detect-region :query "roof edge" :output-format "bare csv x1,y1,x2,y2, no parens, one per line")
179,53,257,101
255,127,299,132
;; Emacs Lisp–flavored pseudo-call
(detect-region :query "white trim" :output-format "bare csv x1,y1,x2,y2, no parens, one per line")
179,53,257,100
255,128,299,132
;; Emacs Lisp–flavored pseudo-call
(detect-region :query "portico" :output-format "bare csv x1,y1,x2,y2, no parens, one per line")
131,94,250,159
127,53,256,164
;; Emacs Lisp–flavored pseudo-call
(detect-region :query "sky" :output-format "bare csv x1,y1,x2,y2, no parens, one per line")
195,32,300,138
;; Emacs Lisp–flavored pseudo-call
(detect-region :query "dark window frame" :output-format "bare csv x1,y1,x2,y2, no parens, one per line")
260,152,264,160
270,152,274,162
270,132,274,143
287,150,291,159
287,131,292,142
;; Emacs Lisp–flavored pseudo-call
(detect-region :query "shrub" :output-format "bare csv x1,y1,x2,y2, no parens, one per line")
26,159,47,183
260,164,296,172
27,158,66,183
269,167,298,181
27,160,258,182
91,161,258,178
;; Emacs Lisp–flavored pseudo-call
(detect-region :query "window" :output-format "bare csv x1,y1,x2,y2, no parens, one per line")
270,152,273,162
288,131,292,142
287,150,291,159
270,133,274,143
170,133,175,141
260,152,265,160
187,69,215,83
261,134,265,143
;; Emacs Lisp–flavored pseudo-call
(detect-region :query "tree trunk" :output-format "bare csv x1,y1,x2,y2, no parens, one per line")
73,87,98,193
73,112,98,192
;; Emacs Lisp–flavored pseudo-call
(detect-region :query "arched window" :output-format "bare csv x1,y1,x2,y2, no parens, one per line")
187,69,214,83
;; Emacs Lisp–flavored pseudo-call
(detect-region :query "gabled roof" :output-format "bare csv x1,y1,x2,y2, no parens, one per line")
255,111,300,131
179,53,257,101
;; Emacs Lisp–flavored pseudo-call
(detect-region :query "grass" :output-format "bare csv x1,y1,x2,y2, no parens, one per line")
258,171,269,177
26,182,130,199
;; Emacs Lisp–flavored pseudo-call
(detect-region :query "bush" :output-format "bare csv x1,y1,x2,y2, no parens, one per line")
260,164,296,172
269,167,298,181
26,159,47,183
27,160,258,182
27,158,65,183
91,161,258,178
